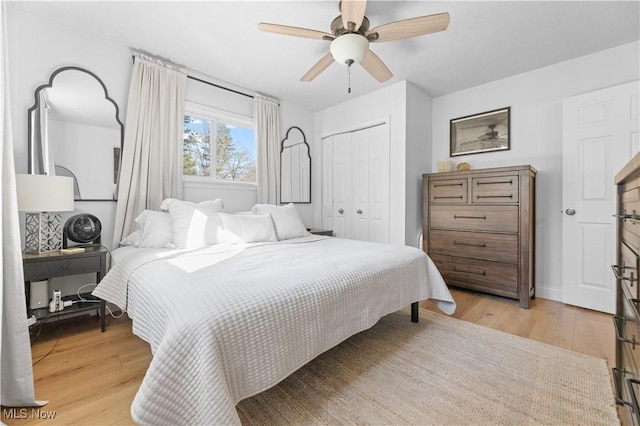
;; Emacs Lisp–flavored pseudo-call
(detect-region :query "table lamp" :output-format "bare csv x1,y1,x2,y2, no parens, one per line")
16,174,74,253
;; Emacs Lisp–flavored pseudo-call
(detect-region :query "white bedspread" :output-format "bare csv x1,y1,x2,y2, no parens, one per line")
93,235,455,425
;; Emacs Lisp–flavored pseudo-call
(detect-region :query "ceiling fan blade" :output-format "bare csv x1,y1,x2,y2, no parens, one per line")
368,12,450,43
341,0,367,32
300,53,334,82
360,49,393,82
258,23,333,41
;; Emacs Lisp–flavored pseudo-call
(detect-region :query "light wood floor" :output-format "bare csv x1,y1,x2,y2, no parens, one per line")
2,288,619,425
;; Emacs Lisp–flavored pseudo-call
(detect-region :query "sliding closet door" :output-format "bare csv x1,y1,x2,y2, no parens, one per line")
324,123,390,243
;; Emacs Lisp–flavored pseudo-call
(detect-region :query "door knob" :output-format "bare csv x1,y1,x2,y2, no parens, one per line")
356,209,363,214
565,208,576,216
338,208,344,214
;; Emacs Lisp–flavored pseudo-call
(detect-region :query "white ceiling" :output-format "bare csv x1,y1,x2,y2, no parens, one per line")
12,1,640,112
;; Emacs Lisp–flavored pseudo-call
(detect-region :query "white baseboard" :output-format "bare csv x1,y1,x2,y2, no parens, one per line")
534,284,562,303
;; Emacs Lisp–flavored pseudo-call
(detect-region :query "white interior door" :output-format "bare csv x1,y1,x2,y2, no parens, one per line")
332,133,351,239
351,128,370,241
366,124,390,243
562,80,640,313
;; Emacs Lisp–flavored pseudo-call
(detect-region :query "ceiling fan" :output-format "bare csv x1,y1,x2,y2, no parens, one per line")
258,0,450,87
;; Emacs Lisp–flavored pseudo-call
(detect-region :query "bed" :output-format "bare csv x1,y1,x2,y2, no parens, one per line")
93,202,455,425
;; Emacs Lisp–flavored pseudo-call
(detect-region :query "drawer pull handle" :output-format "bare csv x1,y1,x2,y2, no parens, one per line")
453,266,486,276
453,241,486,248
476,194,514,199
453,215,486,220
433,183,463,188
611,264,637,284
613,213,640,224
627,378,640,420
613,368,635,407
613,315,637,350
434,196,464,200
476,180,513,185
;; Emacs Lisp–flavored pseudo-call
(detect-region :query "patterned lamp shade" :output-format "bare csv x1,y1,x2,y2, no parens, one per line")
16,174,74,253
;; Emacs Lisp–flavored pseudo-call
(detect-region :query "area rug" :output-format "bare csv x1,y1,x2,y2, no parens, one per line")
237,308,619,425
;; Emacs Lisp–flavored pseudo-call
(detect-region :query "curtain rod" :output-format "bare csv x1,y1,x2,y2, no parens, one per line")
186,75,254,100
131,55,254,100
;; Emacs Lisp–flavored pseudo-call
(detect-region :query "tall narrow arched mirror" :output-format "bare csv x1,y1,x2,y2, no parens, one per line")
28,66,124,201
280,126,311,204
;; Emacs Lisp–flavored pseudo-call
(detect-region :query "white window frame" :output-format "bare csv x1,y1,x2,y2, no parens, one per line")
182,101,256,187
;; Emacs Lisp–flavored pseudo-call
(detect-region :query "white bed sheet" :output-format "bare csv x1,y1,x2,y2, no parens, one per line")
93,235,455,425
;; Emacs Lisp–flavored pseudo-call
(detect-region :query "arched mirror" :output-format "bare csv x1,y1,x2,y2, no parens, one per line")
280,126,311,204
28,66,124,201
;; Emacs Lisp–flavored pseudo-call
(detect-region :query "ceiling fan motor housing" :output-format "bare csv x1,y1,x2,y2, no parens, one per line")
330,33,369,65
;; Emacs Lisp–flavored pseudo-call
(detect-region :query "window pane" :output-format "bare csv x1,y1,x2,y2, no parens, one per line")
215,122,256,182
183,115,211,176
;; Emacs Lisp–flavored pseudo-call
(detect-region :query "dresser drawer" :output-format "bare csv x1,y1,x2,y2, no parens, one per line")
622,186,640,213
429,230,518,263
430,205,518,233
624,224,640,253
620,242,640,300
429,178,468,204
23,256,102,281
430,254,518,298
471,175,519,203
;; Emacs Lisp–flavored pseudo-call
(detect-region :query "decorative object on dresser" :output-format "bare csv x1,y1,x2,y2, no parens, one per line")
450,107,510,157
423,164,536,308
16,174,75,253
613,151,640,425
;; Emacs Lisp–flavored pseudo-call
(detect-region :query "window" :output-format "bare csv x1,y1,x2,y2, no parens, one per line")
183,107,256,183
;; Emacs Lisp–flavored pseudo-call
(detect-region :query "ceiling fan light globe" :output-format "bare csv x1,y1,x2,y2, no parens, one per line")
330,34,369,66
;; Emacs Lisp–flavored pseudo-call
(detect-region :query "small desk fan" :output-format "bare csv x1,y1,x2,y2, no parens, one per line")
63,214,101,248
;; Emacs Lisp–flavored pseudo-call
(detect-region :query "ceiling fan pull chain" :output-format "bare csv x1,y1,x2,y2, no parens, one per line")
346,58,354,94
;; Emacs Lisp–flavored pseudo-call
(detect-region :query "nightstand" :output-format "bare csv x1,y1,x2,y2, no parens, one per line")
308,228,333,236
23,245,108,332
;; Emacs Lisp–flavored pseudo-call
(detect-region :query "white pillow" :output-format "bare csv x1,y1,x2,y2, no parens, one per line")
160,198,225,248
251,203,310,240
219,213,278,243
134,210,173,248
120,230,142,247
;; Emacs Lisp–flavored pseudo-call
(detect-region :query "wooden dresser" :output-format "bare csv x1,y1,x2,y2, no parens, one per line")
614,152,640,425
422,165,536,308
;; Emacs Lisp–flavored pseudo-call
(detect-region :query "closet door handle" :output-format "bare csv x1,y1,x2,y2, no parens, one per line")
356,209,363,214
338,208,344,214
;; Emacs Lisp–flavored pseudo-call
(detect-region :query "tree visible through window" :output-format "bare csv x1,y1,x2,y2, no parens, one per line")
183,114,256,182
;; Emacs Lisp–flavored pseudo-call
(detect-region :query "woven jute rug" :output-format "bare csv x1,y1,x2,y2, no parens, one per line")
237,308,619,425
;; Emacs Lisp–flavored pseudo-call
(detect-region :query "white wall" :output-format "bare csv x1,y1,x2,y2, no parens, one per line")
405,82,433,247
431,41,640,301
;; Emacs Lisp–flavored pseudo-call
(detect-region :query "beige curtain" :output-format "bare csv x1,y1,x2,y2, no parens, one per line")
0,0,42,406
254,94,280,204
112,54,186,247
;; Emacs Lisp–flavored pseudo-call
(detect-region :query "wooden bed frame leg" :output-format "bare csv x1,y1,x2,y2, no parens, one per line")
411,302,419,323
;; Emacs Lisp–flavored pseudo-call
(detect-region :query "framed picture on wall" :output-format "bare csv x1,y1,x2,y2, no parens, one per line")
450,107,510,157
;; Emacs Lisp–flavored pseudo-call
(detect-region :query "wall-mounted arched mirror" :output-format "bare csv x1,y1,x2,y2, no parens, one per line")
280,126,311,204
28,66,124,201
